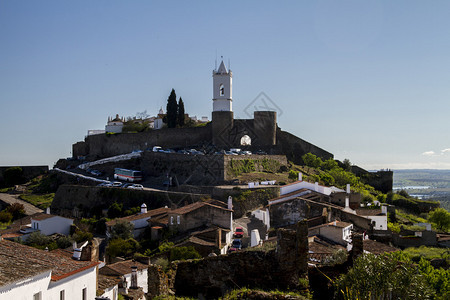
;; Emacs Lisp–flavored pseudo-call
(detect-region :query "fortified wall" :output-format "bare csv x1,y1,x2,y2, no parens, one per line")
72,110,333,166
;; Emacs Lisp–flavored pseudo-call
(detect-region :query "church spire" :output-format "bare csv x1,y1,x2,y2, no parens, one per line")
217,60,228,74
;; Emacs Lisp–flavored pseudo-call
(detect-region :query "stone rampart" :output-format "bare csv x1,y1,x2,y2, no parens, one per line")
75,125,212,159
277,130,333,164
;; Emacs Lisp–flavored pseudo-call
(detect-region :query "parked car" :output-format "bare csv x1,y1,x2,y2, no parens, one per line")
112,181,123,187
240,151,252,155
232,239,242,250
128,184,144,190
228,247,238,253
90,170,102,176
234,227,244,238
153,146,162,152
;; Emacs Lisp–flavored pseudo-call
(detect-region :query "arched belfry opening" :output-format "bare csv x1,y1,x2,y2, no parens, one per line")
240,135,251,146
219,84,224,96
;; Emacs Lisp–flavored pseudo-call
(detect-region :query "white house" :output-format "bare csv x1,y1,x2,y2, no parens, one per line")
99,260,148,294
17,212,74,241
106,205,170,238
309,221,353,246
105,114,124,133
0,239,99,300
355,206,388,231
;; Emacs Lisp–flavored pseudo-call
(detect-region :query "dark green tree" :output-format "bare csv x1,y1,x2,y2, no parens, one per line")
110,221,134,240
166,89,178,128
177,97,185,127
4,167,25,186
428,208,450,232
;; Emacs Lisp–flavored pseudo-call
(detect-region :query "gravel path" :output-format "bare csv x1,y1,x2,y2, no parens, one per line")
0,193,43,215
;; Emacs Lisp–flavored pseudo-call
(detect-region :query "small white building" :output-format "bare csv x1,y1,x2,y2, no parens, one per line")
0,239,99,300
355,206,388,231
18,212,74,240
309,221,353,246
105,114,124,133
99,260,148,294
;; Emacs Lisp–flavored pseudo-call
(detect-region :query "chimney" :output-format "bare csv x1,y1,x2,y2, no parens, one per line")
140,203,147,214
345,196,350,208
130,266,138,289
298,172,302,181
333,220,337,226
381,205,387,215
227,196,232,210
46,207,51,214
346,184,350,194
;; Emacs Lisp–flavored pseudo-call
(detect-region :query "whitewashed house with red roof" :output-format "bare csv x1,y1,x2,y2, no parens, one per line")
0,238,98,300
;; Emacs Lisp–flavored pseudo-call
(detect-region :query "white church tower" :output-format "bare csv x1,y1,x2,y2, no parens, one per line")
212,59,232,112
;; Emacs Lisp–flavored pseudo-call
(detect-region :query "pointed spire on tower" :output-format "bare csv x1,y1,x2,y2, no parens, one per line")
217,60,228,74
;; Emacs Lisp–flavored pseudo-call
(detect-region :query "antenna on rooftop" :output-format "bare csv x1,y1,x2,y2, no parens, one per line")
215,50,217,70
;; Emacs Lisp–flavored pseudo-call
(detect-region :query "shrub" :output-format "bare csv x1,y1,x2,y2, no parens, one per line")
0,211,13,223
170,246,201,261
106,238,140,259
288,170,299,180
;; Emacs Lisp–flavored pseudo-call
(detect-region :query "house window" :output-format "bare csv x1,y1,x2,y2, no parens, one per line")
60,290,65,300
82,288,87,300
33,292,42,300
219,84,224,96
177,215,180,225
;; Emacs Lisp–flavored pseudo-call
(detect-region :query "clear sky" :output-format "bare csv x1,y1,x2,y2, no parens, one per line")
1,1,450,170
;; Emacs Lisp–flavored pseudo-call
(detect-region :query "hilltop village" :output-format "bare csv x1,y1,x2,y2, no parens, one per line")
0,61,448,299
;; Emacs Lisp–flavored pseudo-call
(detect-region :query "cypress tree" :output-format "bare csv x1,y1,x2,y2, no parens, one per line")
166,89,178,128
177,97,185,127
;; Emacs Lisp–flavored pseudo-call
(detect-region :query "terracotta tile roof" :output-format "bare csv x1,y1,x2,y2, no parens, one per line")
32,213,56,221
355,209,384,216
309,221,353,230
363,239,399,255
170,201,232,215
106,207,170,226
99,260,147,276
0,239,98,286
98,274,120,292
309,236,345,254
179,236,216,247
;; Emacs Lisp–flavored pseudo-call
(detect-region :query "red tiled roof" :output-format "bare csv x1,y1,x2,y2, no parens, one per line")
363,239,399,254
0,239,99,286
99,260,147,276
170,201,232,215
355,209,384,216
309,221,353,230
106,207,170,226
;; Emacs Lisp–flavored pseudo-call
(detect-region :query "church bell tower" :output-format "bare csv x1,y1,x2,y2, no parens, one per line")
212,59,232,112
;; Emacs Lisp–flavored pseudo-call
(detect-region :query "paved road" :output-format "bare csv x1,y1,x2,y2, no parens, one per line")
0,193,43,215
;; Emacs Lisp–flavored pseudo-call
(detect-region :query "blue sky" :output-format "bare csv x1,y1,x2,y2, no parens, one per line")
1,1,450,170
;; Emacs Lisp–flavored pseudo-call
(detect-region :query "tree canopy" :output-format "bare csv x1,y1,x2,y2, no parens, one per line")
166,89,178,128
177,97,185,127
